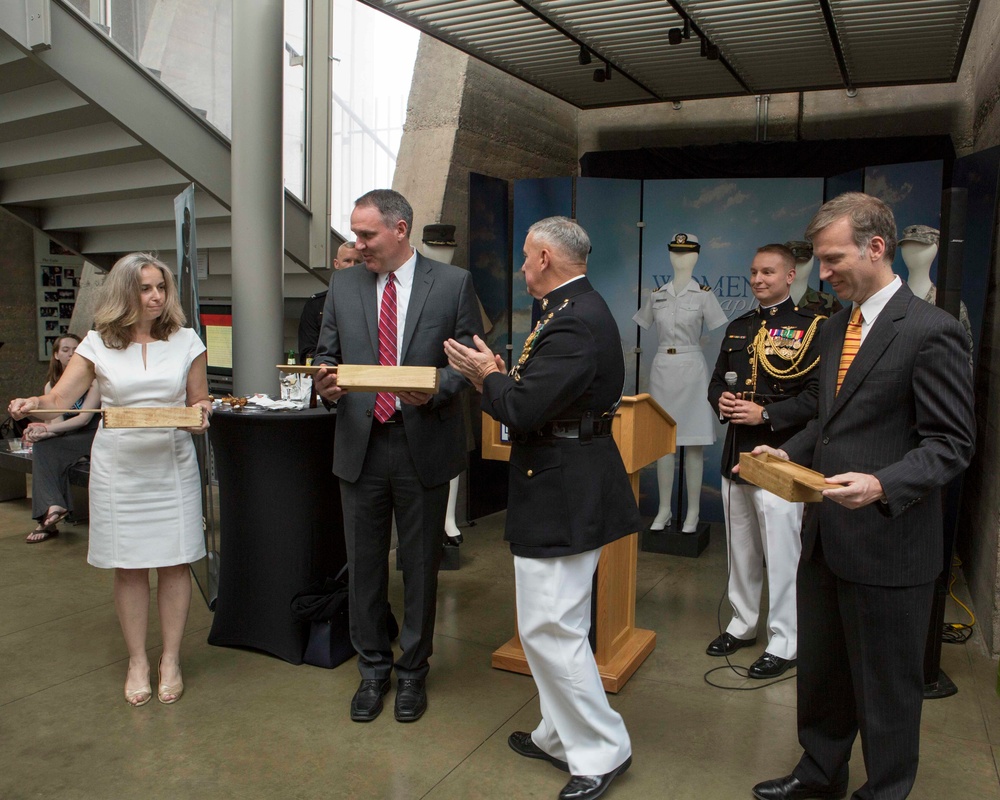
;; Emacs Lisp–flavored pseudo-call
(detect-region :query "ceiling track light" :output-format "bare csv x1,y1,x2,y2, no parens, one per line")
593,61,612,83
699,37,719,60
578,44,592,65
668,18,690,46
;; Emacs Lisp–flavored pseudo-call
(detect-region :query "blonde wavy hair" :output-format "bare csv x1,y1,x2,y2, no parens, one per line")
94,253,186,349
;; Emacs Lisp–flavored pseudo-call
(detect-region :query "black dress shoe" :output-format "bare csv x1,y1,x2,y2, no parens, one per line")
752,773,847,800
558,756,632,800
444,532,463,546
394,678,427,722
748,653,796,679
507,731,569,772
706,632,757,657
350,678,390,722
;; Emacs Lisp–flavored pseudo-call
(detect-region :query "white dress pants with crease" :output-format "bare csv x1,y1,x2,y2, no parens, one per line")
720,476,803,660
514,549,632,776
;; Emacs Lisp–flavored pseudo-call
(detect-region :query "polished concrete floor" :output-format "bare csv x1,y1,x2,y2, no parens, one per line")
1,488,999,800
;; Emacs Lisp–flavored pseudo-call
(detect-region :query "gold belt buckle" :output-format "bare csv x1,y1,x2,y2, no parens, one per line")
666,347,677,354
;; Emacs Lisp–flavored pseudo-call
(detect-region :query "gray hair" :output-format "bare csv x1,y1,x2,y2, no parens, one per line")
805,192,897,265
528,216,591,264
355,189,413,234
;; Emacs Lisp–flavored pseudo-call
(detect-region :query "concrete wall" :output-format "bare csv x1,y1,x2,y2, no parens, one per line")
393,37,578,268
0,212,47,409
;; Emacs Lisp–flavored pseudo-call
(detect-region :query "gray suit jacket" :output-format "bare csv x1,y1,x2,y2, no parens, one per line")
314,252,483,486
783,283,975,586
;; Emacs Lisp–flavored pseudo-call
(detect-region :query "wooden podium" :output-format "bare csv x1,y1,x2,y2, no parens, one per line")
483,394,675,692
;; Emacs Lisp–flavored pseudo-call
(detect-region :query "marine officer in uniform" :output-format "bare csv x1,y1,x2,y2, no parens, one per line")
706,243,825,678
445,216,638,800
297,241,363,363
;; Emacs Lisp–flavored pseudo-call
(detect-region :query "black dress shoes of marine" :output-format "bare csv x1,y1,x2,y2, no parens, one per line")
350,678,390,722
558,756,632,800
748,653,796,679
507,731,569,772
394,678,427,722
752,774,848,800
706,632,757,657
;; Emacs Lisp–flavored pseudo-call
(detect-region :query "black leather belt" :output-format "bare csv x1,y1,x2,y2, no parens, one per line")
511,416,613,444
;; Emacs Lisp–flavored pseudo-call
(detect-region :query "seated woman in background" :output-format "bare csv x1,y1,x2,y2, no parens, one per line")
22,333,100,543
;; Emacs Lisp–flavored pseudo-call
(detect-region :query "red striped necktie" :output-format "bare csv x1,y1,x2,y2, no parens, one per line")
374,274,398,422
836,305,863,395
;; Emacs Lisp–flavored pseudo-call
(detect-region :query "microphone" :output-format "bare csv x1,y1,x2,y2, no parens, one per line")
721,371,737,421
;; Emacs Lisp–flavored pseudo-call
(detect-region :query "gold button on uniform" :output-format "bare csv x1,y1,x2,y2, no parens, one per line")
527,469,534,477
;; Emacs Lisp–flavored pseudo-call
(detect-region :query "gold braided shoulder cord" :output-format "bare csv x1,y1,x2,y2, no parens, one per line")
748,316,823,386
510,299,571,381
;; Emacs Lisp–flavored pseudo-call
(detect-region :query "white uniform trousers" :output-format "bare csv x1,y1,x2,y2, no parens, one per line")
720,476,803,660
514,549,632,777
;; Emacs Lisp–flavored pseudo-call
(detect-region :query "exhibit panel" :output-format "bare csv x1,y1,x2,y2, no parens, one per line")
575,178,643,392
637,178,824,520
863,160,943,281
511,177,572,358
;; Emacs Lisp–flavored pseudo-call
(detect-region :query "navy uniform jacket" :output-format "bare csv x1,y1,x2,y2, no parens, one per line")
708,296,824,482
481,277,640,558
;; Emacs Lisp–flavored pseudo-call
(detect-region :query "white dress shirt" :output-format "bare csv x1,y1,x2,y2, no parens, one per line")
856,275,902,345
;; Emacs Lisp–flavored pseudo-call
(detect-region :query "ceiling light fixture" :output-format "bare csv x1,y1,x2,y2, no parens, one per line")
578,45,592,65
668,18,690,46
593,62,612,83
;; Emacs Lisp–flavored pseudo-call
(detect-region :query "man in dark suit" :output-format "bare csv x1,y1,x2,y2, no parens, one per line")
314,190,482,723
750,193,975,800
445,217,638,800
297,241,363,364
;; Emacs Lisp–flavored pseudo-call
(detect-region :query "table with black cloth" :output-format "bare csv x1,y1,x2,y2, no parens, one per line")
207,406,346,664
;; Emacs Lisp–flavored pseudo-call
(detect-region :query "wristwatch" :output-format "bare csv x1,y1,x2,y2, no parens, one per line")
761,408,770,425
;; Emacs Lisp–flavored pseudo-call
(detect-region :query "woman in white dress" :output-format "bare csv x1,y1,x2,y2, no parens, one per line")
9,253,212,707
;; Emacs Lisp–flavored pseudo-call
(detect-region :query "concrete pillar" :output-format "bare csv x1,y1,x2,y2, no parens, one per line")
231,0,284,395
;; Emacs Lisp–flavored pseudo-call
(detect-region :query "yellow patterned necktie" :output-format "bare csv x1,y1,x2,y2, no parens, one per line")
836,306,863,394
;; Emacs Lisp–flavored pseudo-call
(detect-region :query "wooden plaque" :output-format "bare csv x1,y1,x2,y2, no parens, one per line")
739,451,838,503
275,364,438,393
102,407,203,429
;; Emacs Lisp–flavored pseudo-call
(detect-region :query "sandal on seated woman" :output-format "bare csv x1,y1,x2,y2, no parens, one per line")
25,506,70,544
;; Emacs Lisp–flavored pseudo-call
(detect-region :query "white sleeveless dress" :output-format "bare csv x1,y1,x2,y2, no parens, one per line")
75,328,207,569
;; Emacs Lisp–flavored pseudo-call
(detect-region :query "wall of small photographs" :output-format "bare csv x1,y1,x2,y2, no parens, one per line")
34,231,84,361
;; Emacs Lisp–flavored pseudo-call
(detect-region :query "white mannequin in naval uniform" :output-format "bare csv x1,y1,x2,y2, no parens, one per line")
899,224,974,364
633,234,727,533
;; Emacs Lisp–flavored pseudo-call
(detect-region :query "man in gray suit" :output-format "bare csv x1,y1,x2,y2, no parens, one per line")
314,189,482,723
750,193,975,800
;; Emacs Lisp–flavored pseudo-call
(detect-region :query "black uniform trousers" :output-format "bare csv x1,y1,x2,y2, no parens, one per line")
339,420,448,681
793,536,934,800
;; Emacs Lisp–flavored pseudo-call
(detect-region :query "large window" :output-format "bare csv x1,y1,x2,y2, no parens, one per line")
331,0,419,236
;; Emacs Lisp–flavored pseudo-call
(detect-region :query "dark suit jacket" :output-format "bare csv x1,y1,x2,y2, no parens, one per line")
297,290,327,364
783,283,975,586
314,252,483,487
482,278,640,558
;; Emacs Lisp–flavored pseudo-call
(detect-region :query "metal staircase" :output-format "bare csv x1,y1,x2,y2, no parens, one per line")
0,1,329,276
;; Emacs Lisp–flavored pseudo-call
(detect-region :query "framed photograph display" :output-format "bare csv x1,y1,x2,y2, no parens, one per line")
34,232,84,360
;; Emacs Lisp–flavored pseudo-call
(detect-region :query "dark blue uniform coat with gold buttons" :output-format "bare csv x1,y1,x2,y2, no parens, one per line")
708,296,824,483
481,277,640,558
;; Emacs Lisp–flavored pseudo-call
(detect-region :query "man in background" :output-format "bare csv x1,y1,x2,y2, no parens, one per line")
297,241,363,363
707,244,823,679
